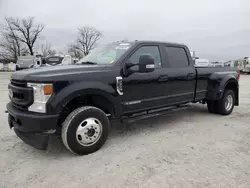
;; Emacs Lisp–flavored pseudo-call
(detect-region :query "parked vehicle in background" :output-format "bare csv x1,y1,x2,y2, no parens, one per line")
7,40,239,155
210,62,225,67
16,55,36,70
238,58,250,74
30,55,64,68
224,61,234,67
190,51,210,67
44,56,64,66
195,58,210,67
33,56,43,68
61,55,78,65
190,50,196,59
8,62,16,71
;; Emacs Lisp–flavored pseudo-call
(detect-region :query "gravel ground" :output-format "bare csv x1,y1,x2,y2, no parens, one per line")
0,72,249,188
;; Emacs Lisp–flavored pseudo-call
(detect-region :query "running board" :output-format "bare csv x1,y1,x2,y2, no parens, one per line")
122,104,190,123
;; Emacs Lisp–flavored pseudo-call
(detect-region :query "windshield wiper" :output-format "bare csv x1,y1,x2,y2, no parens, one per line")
81,61,97,65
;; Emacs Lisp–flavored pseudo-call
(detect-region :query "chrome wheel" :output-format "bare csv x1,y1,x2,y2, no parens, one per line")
76,117,102,146
225,94,233,111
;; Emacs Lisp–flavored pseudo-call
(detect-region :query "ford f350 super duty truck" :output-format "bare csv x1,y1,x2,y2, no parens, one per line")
7,41,239,155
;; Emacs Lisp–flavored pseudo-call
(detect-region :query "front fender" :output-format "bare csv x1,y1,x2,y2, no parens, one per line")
48,81,120,115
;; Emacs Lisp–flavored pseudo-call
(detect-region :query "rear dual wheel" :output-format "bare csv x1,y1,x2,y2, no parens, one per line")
207,100,218,114
207,89,235,115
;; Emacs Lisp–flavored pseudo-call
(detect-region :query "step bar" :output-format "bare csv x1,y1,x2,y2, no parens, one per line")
122,104,190,123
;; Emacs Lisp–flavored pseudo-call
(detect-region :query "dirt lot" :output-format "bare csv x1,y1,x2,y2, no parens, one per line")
0,72,249,188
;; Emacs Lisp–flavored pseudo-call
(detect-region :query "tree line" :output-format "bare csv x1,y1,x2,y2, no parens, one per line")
0,17,102,63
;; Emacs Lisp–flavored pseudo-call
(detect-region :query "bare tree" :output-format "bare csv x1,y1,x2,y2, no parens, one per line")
0,46,14,63
75,26,102,56
0,18,26,62
40,42,56,57
0,37,18,62
68,44,83,59
5,17,45,55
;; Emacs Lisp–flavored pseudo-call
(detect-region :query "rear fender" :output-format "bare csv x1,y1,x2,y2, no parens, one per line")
206,73,238,102
220,78,239,106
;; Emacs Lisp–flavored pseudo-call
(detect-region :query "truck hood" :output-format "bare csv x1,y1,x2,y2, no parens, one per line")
11,64,108,82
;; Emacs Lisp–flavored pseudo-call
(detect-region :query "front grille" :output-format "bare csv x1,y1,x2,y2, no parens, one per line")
13,92,24,100
11,79,27,87
9,79,33,108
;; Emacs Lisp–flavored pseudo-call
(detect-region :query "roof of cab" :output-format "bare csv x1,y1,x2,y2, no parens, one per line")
111,40,187,48
135,40,186,46
133,40,187,47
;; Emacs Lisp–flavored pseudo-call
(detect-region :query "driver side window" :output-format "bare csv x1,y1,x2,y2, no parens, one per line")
128,46,162,68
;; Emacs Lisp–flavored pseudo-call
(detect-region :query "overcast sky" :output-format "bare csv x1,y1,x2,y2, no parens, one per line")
0,0,249,61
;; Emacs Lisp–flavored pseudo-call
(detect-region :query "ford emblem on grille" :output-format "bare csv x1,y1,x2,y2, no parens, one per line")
9,89,13,98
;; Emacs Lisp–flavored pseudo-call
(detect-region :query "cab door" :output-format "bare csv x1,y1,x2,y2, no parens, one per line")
120,44,169,114
162,45,196,104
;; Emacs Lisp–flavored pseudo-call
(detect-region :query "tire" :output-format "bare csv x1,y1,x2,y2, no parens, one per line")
217,89,235,115
207,100,218,114
62,106,110,155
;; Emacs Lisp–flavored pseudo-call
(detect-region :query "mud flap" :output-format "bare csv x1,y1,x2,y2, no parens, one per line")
14,128,49,150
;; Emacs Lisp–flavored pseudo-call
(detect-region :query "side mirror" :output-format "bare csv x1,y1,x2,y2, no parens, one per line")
138,54,155,73
124,54,155,76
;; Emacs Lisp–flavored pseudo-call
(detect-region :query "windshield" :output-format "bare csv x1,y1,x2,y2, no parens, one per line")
77,42,132,65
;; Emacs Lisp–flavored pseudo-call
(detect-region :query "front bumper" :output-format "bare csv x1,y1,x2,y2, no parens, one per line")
7,103,59,133
7,103,60,150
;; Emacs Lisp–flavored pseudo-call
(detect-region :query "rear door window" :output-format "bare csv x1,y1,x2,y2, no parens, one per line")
165,47,189,68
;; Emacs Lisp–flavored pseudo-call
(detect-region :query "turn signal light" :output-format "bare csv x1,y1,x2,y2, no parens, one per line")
43,85,52,95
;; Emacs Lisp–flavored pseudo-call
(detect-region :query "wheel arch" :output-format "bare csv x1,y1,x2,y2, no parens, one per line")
59,91,120,122
47,81,121,125
206,74,239,105
223,80,239,106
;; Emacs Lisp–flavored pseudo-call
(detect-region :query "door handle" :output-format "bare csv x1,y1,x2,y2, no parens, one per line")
158,75,168,82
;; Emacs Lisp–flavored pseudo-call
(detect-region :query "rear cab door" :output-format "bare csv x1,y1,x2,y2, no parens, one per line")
160,43,196,104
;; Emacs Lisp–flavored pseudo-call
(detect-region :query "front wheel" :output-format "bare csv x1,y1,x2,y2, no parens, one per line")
62,106,110,155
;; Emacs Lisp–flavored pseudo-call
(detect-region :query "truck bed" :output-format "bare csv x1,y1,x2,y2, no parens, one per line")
195,66,238,101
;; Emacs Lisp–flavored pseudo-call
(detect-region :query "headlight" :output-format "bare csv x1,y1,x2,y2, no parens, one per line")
27,83,53,113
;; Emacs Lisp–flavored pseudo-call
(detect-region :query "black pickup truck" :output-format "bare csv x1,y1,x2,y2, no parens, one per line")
7,40,239,155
